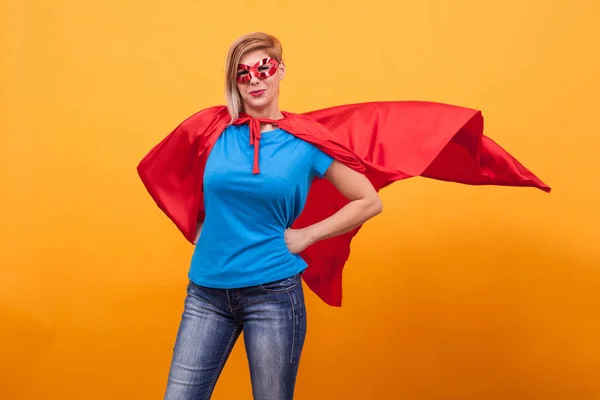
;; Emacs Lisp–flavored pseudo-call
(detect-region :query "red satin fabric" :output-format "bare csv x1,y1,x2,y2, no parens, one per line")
232,113,281,174
137,101,550,307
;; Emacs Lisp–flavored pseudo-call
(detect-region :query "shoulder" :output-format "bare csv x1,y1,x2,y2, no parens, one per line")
166,106,229,143
278,111,339,152
281,111,328,132
280,127,334,163
179,105,229,129
280,109,366,174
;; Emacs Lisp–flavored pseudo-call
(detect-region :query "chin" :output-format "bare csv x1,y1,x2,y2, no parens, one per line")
245,96,276,110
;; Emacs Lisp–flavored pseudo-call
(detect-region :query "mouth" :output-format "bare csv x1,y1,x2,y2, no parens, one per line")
250,89,266,97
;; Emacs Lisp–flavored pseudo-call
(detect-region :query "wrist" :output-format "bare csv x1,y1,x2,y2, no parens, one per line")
302,226,319,247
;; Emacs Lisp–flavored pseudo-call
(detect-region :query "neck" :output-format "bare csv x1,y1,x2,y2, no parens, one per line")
243,102,284,121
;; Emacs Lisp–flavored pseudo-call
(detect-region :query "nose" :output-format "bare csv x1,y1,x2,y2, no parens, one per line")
249,75,260,85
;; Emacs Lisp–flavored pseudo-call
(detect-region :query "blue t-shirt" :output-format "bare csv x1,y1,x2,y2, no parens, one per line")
189,124,334,289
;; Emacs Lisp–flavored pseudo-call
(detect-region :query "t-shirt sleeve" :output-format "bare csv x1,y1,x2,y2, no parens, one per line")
312,146,335,179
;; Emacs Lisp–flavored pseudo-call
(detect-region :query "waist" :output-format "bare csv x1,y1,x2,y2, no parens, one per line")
189,233,306,289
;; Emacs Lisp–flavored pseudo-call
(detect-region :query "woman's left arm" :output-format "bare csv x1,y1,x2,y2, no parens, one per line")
285,160,383,254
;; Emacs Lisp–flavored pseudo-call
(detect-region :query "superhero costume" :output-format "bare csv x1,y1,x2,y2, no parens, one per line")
137,101,550,307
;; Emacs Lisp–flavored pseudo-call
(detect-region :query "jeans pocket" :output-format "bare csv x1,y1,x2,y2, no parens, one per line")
259,274,299,293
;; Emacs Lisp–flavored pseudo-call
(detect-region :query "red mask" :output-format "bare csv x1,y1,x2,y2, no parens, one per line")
236,58,280,84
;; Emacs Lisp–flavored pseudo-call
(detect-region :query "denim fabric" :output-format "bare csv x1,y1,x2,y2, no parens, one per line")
164,273,306,400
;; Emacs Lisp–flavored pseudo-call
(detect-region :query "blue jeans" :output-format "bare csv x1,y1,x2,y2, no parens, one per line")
164,273,307,400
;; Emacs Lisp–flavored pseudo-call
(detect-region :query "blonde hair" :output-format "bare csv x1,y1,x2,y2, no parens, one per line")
224,32,283,122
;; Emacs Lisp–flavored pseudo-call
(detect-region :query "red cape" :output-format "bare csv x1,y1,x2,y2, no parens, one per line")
137,101,550,306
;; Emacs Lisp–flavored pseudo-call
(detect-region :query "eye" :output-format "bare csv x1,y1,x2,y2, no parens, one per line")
237,70,249,76
258,63,274,72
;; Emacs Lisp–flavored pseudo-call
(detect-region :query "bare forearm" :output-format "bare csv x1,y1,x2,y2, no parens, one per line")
194,222,203,244
303,196,382,246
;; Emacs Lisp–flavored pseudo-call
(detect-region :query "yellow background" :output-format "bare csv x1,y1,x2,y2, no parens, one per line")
1,0,599,398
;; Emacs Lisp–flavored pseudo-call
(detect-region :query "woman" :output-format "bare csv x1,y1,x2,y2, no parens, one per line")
164,32,382,399
137,32,549,400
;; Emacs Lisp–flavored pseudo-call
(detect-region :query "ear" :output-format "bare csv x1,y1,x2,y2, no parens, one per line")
279,60,286,80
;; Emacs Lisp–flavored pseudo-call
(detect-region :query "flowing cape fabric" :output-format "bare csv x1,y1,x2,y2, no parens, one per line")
137,101,550,306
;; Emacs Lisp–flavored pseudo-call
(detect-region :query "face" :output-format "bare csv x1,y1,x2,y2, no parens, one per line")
236,49,285,113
